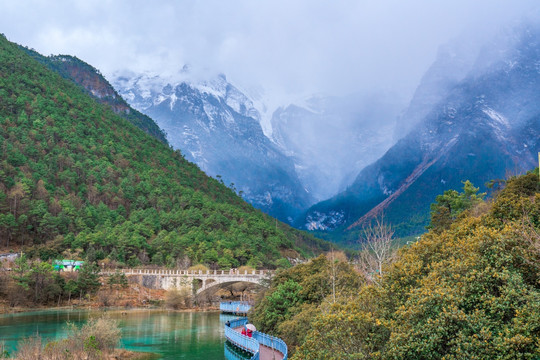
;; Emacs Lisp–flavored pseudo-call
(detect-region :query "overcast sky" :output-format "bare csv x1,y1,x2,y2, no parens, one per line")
1,0,538,104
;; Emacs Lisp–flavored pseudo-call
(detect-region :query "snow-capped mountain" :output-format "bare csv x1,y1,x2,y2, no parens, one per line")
299,22,540,235
112,72,313,223
270,93,403,201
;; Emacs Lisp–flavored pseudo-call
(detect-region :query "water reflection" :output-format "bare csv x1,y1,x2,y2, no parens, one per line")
224,340,252,360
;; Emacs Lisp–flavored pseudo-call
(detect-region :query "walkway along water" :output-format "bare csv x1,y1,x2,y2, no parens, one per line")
220,301,252,315
222,305,287,360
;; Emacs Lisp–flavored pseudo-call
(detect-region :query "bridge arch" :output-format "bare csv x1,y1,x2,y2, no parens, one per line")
195,279,265,298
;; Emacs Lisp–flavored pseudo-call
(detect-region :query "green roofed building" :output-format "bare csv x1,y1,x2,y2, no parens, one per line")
53,260,84,272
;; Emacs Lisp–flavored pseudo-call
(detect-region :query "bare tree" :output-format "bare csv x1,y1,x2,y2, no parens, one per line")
322,250,349,306
357,216,396,284
329,249,337,304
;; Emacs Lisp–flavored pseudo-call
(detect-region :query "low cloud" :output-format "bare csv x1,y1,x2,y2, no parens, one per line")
1,0,538,103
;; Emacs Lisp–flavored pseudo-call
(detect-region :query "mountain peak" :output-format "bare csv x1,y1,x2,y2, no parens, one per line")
112,70,313,222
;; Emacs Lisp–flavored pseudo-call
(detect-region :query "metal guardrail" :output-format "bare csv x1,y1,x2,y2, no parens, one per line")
225,318,260,359
224,315,287,360
253,332,288,360
224,340,253,360
220,301,252,314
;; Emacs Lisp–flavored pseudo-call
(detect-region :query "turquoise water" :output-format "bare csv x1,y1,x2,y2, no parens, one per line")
0,309,240,359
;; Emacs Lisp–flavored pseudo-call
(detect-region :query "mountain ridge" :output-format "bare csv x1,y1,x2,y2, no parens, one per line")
19,48,168,144
112,72,314,223
299,23,540,238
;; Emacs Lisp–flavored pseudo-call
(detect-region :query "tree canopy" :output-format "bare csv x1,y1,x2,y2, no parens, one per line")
252,170,540,359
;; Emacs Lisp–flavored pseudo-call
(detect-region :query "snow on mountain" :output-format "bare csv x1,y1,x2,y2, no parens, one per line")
112,71,313,223
298,22,540,236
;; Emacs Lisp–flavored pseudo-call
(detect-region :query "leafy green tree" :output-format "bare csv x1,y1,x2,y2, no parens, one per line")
257,279,302,333
11,260,64,304
76,263,101,297
292,292,389,360
428,180,485,232
107,270,128,290
252,253,363,353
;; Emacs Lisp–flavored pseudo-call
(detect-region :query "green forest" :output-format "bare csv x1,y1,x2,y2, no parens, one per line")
251,170,540,359
21,47,168,144
0,34,330,269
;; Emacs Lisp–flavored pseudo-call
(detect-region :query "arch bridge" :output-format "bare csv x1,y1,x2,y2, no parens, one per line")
101,268,274,296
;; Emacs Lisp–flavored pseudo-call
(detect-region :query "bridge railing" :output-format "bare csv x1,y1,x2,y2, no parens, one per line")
100,268,274,276
224,341,253,360
220,302,252,314
224,317,287,360
253,331,288,360
225,318,259,359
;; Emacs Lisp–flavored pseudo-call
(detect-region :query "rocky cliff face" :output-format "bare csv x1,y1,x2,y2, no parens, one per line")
113,73,313,223
299,23,540,235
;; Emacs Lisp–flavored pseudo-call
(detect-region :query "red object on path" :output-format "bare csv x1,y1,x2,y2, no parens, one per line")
233,325,283,360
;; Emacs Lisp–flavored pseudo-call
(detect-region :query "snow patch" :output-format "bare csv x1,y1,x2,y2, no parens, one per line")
154,94,168,106
482,107,509,127
169,93,178,110
506,60,517,70
447,107,457,119
377,174,393,196
305,210,345,231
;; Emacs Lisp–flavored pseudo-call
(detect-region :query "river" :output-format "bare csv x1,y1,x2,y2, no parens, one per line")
0,309,244,359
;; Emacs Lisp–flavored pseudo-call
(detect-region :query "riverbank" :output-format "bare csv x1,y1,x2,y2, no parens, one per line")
106,349,161,360
0,303,219,314
0,281,220,314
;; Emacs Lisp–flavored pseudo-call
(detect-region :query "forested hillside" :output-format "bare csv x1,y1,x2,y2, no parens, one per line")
113,72,314,224
21,48,168,143
253,170,540,359
0,35,329,268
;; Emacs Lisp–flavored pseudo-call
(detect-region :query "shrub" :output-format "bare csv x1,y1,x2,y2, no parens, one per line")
13,316,121,360
188,264,209,273
165,288,192,309
237,265,255,274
